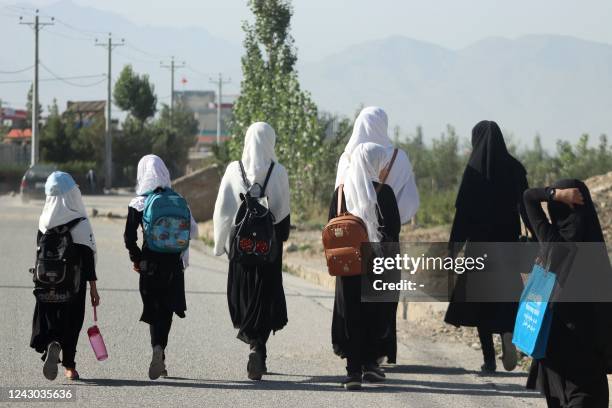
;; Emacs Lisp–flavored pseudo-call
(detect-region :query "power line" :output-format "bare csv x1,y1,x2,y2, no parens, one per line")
186,64,214,78
46,27,92,42
0,74,105,85
125,42,169,59
39,63,106,87
0,65,33,74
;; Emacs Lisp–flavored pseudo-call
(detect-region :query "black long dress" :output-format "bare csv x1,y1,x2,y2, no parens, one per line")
124,206,186,348
524,182,610,408
329,182,401,373
30,229,96,370
227,215,290,346
445,121,532,333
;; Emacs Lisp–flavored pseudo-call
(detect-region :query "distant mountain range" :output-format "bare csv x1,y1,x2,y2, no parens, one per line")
299,34,612,147
2,1,611,148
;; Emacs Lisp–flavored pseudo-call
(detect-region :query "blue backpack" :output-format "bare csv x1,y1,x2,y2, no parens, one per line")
142,188,191,254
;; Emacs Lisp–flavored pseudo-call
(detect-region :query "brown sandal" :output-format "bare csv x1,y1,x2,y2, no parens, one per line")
64,368,80,380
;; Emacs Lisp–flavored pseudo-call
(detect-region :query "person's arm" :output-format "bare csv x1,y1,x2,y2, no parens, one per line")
275,215,291,242
378,185,401,241
123,206,143,272
448,208,469,257
522,187,583,243
77,244,100,306
518,173,535,237
328,188,340,221
523,187,555,243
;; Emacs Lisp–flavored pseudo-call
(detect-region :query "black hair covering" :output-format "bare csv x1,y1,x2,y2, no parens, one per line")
455,120,526,216
548,179,605,243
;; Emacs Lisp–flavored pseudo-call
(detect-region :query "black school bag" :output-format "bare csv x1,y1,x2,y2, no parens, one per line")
229,161,278,266
32,218,84,303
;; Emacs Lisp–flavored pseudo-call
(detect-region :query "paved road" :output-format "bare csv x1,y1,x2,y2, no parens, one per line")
0,195,546,408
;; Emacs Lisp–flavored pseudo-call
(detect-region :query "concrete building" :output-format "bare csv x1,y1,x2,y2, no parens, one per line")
174,90,233,150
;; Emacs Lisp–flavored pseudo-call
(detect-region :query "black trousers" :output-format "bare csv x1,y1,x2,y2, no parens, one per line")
477,326,496,364
149,310,173,349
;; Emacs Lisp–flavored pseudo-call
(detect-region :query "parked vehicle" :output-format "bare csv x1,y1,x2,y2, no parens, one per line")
20,164,57,203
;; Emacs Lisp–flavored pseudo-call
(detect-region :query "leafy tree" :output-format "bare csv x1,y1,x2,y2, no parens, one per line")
151,103,199,177
113,65,157,124
228,0,325,219
40,100,73,163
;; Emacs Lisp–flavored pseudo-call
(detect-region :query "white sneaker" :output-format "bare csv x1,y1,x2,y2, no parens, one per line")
149,346,165,380
501,332,518,371
43,342,61,381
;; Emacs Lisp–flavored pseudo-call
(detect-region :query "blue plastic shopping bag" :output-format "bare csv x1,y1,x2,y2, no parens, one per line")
512,264,556,359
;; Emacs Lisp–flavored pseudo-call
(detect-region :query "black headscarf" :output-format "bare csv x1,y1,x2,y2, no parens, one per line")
455,120,526,216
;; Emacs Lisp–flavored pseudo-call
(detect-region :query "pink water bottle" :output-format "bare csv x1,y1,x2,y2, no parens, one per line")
87,306,108,361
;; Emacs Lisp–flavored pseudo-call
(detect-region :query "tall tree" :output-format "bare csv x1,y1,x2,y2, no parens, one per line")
113,65,157,124
229,0,326,218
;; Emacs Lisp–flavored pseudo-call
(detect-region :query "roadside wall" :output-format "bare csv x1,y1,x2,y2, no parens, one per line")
173,165,222,222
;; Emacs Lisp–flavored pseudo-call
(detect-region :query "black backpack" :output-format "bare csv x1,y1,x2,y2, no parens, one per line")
31,218,84,303
229,161,278,266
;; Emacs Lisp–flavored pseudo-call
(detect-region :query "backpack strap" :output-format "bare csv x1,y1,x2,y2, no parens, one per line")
50,217,85,234
376,148,398,193
337,184,347,215
260,161,275,198
238,160,251,190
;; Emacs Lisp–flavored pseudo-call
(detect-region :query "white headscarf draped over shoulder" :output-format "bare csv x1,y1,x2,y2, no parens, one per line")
335,106,419,224
39,171,97,260
128,154,198,268
343,143,389,243
213,122,290,256
129,154,172,211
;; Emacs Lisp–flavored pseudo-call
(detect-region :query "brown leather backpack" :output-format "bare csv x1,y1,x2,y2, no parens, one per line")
322,148,398,277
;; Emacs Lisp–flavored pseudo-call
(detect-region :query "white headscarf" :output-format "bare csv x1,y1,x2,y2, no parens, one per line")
213,122,291,256
343,143,389,242
128,154,198,268
39,172,97,259
335,106,420,224
129,154,172,211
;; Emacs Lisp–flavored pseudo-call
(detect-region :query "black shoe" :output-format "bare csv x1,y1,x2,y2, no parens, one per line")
363,364,386,382
341,373,362,391
43,342,61,381
480,360,497,374
247,351,264,381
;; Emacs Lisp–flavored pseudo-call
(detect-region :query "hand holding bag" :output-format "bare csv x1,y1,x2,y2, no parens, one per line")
512,263,556,359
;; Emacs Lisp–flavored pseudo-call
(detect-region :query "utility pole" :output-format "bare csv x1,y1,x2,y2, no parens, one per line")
161,56,185,121
95,33,123,190
20,10,54,167
209,73,231,145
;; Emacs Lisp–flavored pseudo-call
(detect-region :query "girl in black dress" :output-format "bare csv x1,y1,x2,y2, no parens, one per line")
330,142,401,390
124,154,197,380
31,171,100,381
445,120,533,373
213,122,291,381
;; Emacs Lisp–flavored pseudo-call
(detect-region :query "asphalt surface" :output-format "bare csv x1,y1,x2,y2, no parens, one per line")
0,194,547,408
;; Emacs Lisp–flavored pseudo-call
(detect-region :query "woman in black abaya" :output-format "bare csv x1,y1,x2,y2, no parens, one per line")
524,179,612,408
213,122,291,381
330,142,401,391
445,120,533,373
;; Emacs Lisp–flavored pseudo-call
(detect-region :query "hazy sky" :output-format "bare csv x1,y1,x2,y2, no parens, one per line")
22,0,612,60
